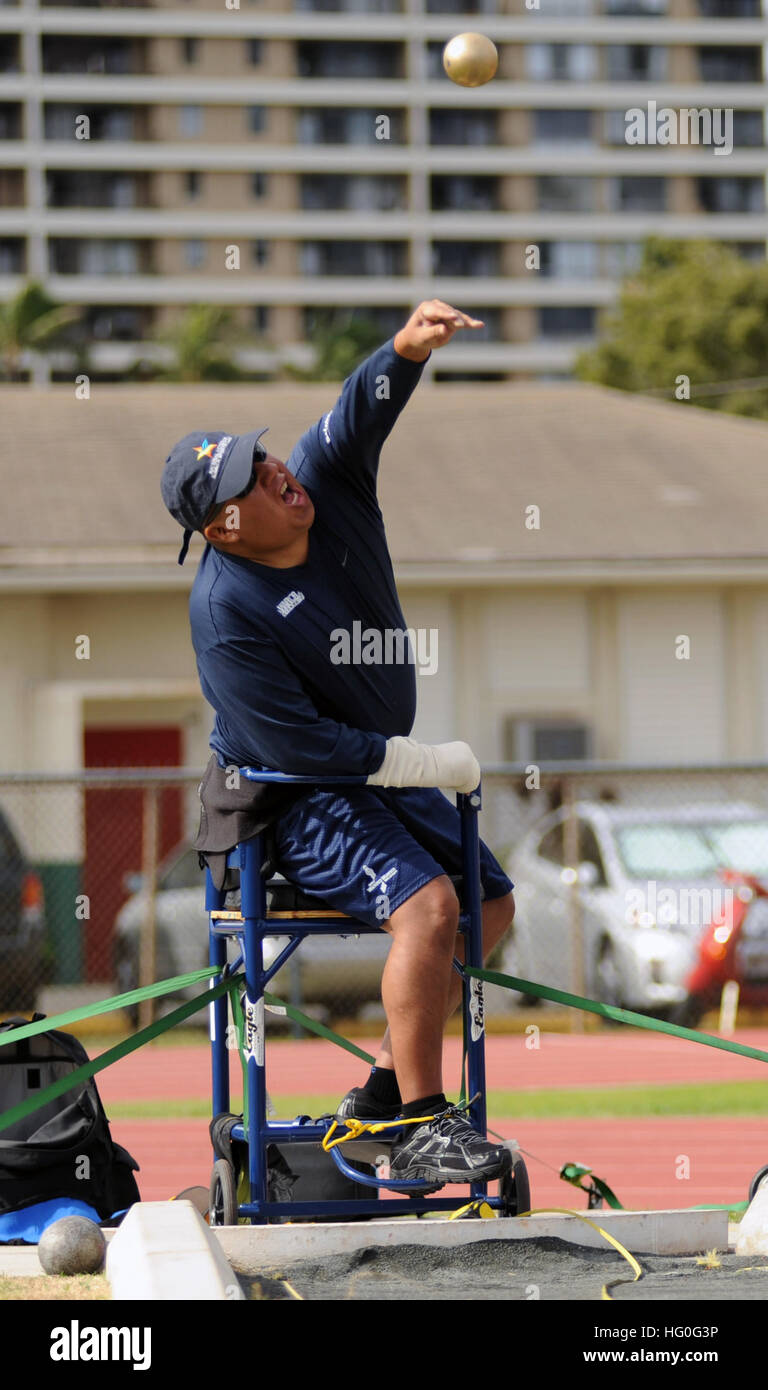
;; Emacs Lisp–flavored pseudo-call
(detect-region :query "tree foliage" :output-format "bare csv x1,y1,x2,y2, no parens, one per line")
574,238,768,418
0,282,81,381
156,305,244,382
285,311,385,382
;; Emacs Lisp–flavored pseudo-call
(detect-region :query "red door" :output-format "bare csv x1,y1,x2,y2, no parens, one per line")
83,727,183,982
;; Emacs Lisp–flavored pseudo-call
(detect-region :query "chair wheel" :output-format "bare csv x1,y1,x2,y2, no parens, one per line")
209,1158,238,1226
748,1164,768,1205
499,1146,531,1217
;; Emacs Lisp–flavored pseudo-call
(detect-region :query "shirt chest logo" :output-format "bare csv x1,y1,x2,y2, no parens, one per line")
276,589,305,618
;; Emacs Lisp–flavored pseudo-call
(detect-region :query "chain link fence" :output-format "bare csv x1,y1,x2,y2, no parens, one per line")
1,764,767,1031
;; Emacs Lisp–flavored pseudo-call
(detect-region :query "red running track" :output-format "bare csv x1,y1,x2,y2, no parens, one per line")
96,1029,768,1211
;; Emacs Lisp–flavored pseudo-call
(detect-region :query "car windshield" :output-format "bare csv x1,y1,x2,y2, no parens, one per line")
616,820,768,880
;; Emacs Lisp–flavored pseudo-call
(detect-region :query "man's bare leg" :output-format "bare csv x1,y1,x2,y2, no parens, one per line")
374,891,515,1078
378,875,459,1104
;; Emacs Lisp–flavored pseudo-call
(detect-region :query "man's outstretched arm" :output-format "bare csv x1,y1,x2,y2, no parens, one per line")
292,300,485,483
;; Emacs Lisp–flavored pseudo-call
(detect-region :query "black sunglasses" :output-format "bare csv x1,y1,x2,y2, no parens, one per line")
234,442,268,500
202,442,267,529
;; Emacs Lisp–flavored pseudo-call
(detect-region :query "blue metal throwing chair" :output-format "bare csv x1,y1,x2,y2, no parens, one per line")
205,770,530,1224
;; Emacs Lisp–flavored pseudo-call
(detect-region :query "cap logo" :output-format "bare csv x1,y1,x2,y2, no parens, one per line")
207,435,232,480
194,438,216,461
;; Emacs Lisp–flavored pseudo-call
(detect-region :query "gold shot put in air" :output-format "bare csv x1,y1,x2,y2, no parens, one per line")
442,32,499,88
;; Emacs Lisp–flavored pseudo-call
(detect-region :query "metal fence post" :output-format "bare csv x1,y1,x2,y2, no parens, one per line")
563,776,586,1034
138,785,159,1032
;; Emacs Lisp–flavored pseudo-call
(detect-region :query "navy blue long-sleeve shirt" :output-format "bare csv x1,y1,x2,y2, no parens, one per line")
189,338,428,777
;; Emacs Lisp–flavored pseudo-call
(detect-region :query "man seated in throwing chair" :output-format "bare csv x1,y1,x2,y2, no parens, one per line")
161,301,516,1191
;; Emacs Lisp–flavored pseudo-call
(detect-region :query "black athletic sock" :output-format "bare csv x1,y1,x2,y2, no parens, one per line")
401,1093,447,1121
361,1066,401,1107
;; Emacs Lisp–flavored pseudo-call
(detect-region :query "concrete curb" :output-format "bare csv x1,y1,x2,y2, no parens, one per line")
213,1207,729,1273
106,1201,245,1300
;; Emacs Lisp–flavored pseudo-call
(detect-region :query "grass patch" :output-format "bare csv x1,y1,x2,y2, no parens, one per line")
107,1078,768,1121
0,1275,110,1301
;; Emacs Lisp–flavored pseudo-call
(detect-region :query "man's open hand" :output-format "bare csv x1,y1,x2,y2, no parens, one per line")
394,300,485,362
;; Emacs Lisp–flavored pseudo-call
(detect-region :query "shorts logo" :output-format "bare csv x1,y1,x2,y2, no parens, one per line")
276,590,305,617
363,864,398,895
322,412,332,445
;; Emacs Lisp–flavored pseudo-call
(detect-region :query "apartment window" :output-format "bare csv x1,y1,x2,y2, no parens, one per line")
698,46,761,81
539,306,596,337
0,170,23,207
181,37,199,64
605,45,667,80
252,305,270,333
0,36,19,72
533,0,593,11
251,172,268,198
0,104,21,139
179,105,203,137
429,109,497,145
184,239,206,269
430,175,498,212
247,106,266,134
296,0,402,9
49,238,140,275
526,44,597,80
432,241,500,276
301,240,407,275
101,109,135,141
247,39,263,65
88,307,145,341
733,241,765,261
297,40,401,78
300,172,403,210
540,241,598,278
0,238,23,273
732,111,764,146
601,241,643,276
697,177,764,213
251,239,269,266
698,0,760,12
298,108,404,144
185,171,201,199
537,175,594,211
425,0,498,10
611,176,667,211
533,109,593,143
603,0,665,11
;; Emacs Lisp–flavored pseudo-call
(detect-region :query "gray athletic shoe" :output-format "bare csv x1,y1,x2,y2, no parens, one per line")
389,1108,512,1187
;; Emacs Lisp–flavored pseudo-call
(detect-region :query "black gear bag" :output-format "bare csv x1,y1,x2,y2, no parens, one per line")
0,1014,140,1222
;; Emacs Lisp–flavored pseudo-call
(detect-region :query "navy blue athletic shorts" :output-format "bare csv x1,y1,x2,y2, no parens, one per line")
271,785,514,928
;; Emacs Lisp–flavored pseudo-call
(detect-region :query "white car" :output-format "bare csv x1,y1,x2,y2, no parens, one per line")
113,842,391,1022
503,800,768,1017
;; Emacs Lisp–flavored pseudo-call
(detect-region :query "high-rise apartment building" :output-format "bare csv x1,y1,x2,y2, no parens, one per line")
0,0,766,381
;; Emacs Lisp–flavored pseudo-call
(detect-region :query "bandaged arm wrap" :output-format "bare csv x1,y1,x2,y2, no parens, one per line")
366,736,481,795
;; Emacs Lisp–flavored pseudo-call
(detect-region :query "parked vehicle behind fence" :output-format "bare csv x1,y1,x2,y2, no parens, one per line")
504,800,768,1022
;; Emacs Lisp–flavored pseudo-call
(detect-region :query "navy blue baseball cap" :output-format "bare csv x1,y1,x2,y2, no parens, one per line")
161,426,269,564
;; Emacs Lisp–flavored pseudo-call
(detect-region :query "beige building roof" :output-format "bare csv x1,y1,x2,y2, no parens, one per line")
1,379,766,581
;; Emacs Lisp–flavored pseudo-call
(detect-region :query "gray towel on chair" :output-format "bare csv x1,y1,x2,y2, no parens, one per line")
193,754,303,890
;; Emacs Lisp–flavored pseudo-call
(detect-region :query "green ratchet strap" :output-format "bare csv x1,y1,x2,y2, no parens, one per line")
465,965,768,1066
561,1161,624,1210
0,967,220,1047
0,973,242,1136
263,992,375,1065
